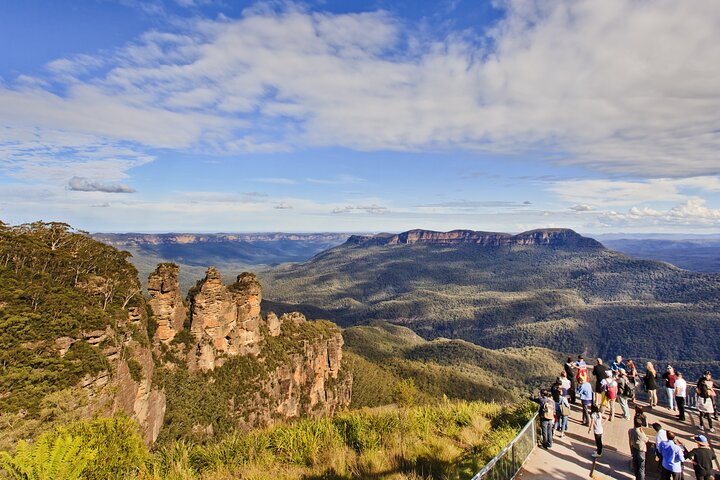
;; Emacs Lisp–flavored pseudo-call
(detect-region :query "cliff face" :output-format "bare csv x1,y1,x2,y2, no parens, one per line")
346,228,602,248
149,265,352,434
147,263,186,343
187,268,263,370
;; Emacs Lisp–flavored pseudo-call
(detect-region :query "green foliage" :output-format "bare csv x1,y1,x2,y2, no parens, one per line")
393,379,418,409
48,416,149,480
146,399,533,479
0,433,96,480
126,358,143,383
0,221,147,415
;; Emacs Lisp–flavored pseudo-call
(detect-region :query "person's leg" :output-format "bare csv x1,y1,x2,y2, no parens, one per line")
560,415,568,435
676,396,685,420
665,388,673,409
636,449,645,480
619,396,629,419
608,398,615,420
597,433,603,455
581,402,589,425
570,381,576,403
708,412,713,430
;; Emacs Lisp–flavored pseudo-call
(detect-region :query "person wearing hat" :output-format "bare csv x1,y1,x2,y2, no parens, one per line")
617,368,632,420
683,434,716,480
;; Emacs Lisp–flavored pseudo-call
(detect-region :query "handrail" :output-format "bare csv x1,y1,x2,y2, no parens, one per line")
470,412,538,480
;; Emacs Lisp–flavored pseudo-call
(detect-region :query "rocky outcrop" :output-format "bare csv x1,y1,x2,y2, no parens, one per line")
347,228,602,248
147,263,186,343
243,317,351,427
187,268,264,371
159,265,352,431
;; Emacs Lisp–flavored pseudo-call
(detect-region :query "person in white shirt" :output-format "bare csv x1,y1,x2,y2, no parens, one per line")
653,422,667,463
674,372,687,421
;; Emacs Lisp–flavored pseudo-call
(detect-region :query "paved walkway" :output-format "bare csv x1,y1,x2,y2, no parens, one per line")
518,399,719,479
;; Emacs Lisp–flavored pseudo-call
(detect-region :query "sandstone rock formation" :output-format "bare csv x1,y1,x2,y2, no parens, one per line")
187,268,264,370
147,263,186,343
347,228,602,248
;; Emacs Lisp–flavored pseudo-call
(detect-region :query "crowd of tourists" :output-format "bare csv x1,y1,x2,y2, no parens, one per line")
533,355,719,480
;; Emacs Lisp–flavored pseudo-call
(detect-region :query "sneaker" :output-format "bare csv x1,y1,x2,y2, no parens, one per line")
699,426,705,431
711,428,715,433
592,452,602,458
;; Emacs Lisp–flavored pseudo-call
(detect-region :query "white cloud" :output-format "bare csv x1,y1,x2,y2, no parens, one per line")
599,199,720,227
67,176,136,193
0,0,718,187
274,201,293,209
570,204,594,212
332,204,388,215
550,176,720,207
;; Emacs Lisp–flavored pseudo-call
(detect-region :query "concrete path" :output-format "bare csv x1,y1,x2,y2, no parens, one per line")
518,399,718,479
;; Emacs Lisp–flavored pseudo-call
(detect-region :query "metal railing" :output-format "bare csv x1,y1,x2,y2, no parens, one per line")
470,413,538,480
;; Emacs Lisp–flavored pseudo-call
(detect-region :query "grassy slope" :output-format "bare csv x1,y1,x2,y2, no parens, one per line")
260,242,720,366
345,321,563,408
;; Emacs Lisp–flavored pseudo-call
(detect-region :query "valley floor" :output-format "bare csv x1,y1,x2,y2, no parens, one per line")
520,399,715,479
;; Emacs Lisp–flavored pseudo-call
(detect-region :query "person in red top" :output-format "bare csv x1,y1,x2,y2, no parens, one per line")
663,366,678,411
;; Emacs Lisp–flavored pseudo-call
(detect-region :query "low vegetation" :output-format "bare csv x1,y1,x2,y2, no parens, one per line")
1,401,535,480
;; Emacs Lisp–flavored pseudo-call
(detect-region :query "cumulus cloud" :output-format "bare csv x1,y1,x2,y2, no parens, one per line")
1,0,719,185
599,199,720,226
274,202,293,209
67,176,136,193
570,204,594,212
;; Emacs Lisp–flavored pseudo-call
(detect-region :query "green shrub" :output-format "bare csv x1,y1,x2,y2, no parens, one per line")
0,433,96,480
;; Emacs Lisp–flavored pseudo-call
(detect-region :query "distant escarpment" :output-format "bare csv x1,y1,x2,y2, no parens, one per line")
262,227,720,365
346,228,602,248
149,265,351,441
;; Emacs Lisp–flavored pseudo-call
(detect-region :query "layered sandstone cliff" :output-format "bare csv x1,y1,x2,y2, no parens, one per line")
147,263,186,343
346,228,602,248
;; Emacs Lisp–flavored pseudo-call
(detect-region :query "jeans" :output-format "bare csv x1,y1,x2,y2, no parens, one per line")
555,414,568,432
581,400,591,424
631,447,645,480
666,388,675,409
660,468,682,480
700,412,713,429
594,433,603,455
541,419,553,447
676,396,685,420
618,396,630,419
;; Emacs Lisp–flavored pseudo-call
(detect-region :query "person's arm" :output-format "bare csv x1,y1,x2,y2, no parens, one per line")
588,415,594,434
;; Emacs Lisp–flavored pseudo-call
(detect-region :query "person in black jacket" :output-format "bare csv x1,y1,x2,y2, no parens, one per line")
683,434,717,480
593,358,607,405
564,357,577,403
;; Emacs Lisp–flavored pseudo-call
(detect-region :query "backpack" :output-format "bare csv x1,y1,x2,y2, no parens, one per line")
606,381,618,400
542,400,555,420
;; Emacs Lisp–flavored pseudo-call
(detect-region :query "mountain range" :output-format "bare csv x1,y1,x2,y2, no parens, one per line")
260,228,720,373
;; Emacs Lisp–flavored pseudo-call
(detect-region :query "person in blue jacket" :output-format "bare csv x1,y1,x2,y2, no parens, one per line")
577,376,594,426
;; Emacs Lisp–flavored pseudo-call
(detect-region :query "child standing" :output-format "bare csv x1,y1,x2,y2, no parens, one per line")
589,404,604,458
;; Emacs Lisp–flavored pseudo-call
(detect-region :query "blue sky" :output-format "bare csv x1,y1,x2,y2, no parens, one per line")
1,0,719,233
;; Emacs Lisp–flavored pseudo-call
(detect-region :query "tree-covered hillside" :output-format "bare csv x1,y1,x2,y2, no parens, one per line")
261,241,720,365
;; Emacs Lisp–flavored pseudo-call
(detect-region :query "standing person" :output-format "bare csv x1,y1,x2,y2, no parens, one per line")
627,359,639,403
560,371,572,398
564,357,577,404
577,376,594,426
533,389,556,449
674,372,687,421
617,369,632,420
697,371,716,433
663,366,678,411
653,423,668,464
611,355,627,373
645,362,658,408
601,371,618,421
588,404,604,458
628,417,648,480
707,372,718,421
555,394,570,438
683,434,717,480
593,358,607,406
658,432,685,480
